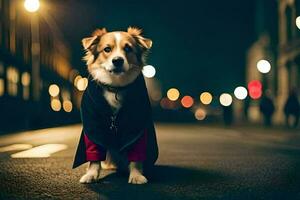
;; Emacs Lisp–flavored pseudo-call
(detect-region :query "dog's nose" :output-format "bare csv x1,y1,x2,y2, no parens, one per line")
112,57,124,67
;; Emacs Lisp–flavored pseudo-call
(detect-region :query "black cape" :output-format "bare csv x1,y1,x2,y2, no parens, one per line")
72,75,158,168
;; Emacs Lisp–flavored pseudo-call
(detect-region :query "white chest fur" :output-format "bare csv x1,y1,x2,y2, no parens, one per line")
103,90,124,113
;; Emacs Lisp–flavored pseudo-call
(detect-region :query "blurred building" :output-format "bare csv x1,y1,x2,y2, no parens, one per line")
0,0,81,132
246,0,300,124
277,0,300,123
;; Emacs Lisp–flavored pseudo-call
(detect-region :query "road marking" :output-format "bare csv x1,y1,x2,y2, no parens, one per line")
11,144,68,158
0,144,33,152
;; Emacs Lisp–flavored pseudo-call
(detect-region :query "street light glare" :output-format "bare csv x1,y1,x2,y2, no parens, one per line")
76,77,88,91
167,88,180,101
181,96,194,108
24,0,40,13
200,92,213,105
194,108,206,121
257,59,271,74
142,65,156,78
51,99,61,112
48,84,60,97
63,100,73,113
234,86,248,100
296,16,300,30
219,93,232,106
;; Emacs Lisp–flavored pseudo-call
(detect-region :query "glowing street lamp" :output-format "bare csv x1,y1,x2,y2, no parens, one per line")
24,0,41,100
257,59,271,74
24,0,40,13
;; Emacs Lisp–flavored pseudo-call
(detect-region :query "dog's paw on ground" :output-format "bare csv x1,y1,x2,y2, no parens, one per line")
128,171,148,184
79,171,100,184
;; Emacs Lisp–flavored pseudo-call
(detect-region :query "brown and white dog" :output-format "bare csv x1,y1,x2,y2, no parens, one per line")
79,27,152,184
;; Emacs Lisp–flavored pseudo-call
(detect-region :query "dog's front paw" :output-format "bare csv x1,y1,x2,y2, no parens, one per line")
79,170,100,184
128,170,148,184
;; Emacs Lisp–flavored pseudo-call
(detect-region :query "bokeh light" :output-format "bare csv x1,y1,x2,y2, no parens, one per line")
200,92,213,105
48,84,60,97
219,93,232,106
142,65,156,78
194,108,207,120
24,0,40,13
296,16,300,30
248,80,262,99
50,99,61,112
167,88,180,101
21,72,31,86
76,77,88,91
62,100,73,113
74,75,82,87
234,86,248,100
181,96,194,108
257,59,271,74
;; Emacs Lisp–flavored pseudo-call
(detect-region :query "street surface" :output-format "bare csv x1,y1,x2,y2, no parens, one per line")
0,124,300,200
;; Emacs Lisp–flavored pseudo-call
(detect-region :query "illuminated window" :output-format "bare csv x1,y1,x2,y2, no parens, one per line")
7,66,19,96
0,79,4,96
21,72,30,100
0,62,3,96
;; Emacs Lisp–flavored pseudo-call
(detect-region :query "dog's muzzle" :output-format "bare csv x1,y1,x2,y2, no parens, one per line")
110,57,124,74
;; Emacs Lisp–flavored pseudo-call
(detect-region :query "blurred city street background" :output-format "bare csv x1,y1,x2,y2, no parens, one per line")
1,0,300,199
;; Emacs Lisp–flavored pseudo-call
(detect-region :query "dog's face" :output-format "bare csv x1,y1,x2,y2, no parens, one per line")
82,27,152,87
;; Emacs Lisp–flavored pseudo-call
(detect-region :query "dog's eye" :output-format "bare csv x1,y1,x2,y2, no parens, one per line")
103,47,111,53
124,45,133,53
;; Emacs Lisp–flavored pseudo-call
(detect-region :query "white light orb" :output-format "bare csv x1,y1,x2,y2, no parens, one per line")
142,65,156,78
234,86,248,100
296,16,300,30
257,59,271,74
219,93,233,107
24,0,40,13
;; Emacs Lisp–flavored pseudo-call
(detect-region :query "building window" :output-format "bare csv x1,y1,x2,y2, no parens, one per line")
21,72,30,100
0,62,4,97
7,66,19,96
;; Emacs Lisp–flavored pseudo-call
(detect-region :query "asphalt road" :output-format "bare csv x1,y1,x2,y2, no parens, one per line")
0,124,300,200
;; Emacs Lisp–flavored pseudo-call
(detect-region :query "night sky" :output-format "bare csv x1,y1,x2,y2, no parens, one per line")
48,0,256,97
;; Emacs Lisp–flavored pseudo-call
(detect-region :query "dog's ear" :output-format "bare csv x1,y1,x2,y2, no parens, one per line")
127,27,152,50
82,28,107,50
82,36,99,50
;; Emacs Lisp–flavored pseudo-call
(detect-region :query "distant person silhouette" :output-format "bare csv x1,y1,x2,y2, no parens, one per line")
284,89,300,128
259,91,275,126
223,104,233,126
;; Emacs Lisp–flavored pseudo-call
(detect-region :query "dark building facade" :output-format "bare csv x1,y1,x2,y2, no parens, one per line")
246,0,300,124
0,0,81,132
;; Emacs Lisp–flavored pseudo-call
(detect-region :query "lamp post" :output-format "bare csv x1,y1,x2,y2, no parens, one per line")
24,0,40,101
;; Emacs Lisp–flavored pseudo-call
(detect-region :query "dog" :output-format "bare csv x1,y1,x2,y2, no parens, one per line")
72,27,158,184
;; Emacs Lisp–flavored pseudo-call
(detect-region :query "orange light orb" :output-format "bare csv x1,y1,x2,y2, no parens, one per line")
181,95,194,108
